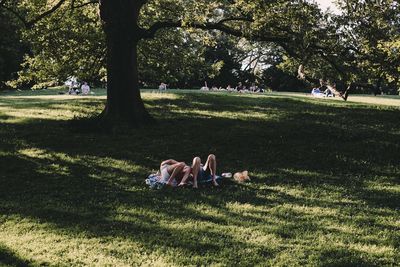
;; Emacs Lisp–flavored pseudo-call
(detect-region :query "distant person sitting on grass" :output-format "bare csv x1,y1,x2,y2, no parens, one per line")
250,83,258,92
81,82,90,95
324,86,334,97
159,159,191,187
236,82,244,92
318,79,328,91
179,154,219,189
256,87,265,93
200,81,209,91
159,82,167,91
311,87,324,97
68,84,75,95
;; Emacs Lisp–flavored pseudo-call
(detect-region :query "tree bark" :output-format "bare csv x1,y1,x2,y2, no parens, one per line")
99,0,152,125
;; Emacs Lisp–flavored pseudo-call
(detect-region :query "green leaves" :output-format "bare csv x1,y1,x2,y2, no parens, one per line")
2,0,399,92
10,1,105,88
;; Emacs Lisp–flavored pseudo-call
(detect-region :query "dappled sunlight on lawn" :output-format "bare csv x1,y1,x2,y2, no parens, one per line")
1,90,399,265
0,216,173,266
0,98,103,123
345,95,400,107
266,91,400,108
16,146,148,190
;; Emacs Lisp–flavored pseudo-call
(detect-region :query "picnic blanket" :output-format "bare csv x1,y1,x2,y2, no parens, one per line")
145,174,222,189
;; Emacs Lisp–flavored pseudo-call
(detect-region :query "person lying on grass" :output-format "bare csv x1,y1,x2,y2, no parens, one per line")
159,159,191,187
179,154,219,188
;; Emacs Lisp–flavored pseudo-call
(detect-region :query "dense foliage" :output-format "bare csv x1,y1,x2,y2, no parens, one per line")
0,9,26,89
284,0,400,93
0,0,399,93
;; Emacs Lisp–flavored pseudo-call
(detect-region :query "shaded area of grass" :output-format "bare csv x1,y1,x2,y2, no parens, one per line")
0,244,33,267
0,91,399,266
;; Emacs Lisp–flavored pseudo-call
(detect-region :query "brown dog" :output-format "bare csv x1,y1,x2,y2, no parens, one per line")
233,171,250,183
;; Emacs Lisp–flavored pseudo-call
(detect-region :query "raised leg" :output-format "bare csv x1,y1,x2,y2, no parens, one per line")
203,154,218,186
189,157,201,188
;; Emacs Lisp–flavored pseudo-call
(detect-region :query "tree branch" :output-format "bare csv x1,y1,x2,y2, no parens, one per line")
142,18,290,44
1,0,71,28
217,16,253,24
142,20,238,39
71,0,98,10
26,0,67,28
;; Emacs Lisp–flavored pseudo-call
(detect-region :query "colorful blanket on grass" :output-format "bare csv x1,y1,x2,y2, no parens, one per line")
145,174,222,189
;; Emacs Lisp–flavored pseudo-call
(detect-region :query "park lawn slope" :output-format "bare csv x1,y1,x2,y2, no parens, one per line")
0,91,399,266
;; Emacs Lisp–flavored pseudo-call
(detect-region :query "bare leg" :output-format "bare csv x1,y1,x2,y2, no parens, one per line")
204,154,218,186
166,162,185,186
178,166,192,186
190,157,201,188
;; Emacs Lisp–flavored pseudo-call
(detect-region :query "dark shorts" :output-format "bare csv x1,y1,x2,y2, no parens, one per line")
198,166,212,182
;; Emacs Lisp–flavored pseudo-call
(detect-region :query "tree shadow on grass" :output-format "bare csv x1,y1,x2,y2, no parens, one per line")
2,93,399,202
0,244,34,267
1,147,397,265
1,92,399,265
2,93,399,197
0,151,280,265
310,247,379,267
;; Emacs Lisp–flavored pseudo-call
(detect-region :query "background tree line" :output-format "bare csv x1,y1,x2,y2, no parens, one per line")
1,0,397,94
0,3,305,92
0,0,399,124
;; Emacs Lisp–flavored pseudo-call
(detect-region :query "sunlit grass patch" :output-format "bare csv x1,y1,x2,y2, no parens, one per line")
0,98,103,124
0,216,173,266
365,180,400,194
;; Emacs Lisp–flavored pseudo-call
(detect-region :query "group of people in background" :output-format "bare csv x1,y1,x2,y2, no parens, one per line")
158,81,265,93
200,82,265,93
155,79,352,100
67,81,91,95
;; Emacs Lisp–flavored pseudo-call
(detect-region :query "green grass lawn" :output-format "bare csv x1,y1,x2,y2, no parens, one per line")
0,89,399,266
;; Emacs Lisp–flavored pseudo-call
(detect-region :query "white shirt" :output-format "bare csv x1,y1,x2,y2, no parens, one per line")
81,84,90,94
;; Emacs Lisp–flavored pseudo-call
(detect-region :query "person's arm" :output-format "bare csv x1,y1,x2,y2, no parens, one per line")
166,162,185,186
160,159,178,169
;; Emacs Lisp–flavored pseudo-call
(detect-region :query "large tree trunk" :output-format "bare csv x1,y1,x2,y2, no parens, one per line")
99,0,152,125
101,34,151,124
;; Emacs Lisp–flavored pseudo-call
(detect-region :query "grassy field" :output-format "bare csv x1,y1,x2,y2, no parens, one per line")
0,89,399,266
